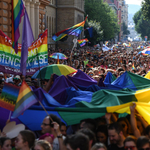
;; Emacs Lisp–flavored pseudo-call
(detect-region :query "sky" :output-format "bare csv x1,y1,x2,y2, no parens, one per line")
125,0,143,6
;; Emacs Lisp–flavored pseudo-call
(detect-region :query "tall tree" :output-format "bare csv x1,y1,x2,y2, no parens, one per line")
123,22,130,35
133,9,150,40
84,0,120,41
142,0,150,20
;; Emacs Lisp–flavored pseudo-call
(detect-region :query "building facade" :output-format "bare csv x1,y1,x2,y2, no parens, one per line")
0,0,84,49
104,0,128,42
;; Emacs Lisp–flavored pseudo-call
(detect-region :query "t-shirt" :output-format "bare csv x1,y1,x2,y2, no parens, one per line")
108,144,125,150
53,136,66,150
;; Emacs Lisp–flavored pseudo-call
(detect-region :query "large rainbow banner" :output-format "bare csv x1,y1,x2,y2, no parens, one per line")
0,30,48,75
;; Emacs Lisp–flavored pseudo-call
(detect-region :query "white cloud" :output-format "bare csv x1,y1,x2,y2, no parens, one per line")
125,0,143,5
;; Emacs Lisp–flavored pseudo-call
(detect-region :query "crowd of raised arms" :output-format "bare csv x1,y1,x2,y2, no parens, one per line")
0,42,150,150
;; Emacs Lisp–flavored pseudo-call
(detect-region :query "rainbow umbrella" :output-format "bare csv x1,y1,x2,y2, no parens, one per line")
49,53,68,64
49,53,68,60
32,64,77,79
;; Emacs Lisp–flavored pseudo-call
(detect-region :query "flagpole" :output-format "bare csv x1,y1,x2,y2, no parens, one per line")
38,101,53,122
70,37,78,59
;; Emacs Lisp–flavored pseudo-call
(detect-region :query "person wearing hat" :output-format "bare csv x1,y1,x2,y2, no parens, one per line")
13,75,21,86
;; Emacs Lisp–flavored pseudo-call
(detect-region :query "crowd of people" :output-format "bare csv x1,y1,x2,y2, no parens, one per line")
0,42,150,150
1,106,150,150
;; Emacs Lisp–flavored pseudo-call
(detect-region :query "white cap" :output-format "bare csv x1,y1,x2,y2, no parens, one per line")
14,75,21,80
0,72,4,76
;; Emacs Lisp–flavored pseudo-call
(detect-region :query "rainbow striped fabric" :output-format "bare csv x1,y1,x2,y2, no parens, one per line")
12,0,25,54
105,41,108,46
52,16,87,41
78,38,89,47
132,64,135,70
0,83,20,111
11,81,38,118
0,30,48,75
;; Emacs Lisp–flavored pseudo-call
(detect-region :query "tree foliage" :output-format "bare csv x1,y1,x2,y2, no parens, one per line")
142,0,150,20
123,22,130,35
84,0,120,41
133,9,150,40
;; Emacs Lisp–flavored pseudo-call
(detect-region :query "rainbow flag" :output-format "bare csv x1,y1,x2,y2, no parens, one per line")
78,38,89,47
52,16,87,41
0,83,20,111
132,64,135,70
11,81,38,118
105,41,108,46
12,0,25,54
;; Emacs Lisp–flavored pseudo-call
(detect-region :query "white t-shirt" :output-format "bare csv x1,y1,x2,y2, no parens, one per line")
53,136,66,150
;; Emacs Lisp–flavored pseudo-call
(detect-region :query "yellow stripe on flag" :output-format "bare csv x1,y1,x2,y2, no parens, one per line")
13,0,19,9
135,87,150,103
16,87,31,103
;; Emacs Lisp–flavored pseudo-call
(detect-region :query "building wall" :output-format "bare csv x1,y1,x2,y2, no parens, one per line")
0,0,84,49
54,0,84,49
0,0,12,38
45,1,56,48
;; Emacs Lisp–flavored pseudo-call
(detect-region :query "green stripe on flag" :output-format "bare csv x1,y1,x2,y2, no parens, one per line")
15,92,33,109
13,0,21,20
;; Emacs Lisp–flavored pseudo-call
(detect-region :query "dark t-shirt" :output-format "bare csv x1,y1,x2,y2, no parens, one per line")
108,144,125,150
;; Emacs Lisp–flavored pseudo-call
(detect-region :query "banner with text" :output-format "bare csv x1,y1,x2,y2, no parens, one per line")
0,30,48,75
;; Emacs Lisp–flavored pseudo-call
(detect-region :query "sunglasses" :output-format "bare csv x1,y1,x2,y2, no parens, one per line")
124,146,136,150
89,74,93,76
14,78,19,80
41,123,50,126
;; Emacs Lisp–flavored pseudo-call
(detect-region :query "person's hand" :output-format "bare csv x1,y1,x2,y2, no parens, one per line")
1,132,6,137
52,122,61,135
105,113,112,121
130,102,136,114
6,119,10,125
50,74,55,81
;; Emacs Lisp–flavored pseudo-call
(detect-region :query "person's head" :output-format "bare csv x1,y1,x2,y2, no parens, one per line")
41,114,61,134
79,128,96,148
60,122,67,136
34,140,52,150
137,136,150,150
92,75,100,82
39,133,54,146
0,137,11,150
13,75,21,85
15,130,35,150
100,68,105,74
0,79,4,89
0,72,4,80
96,125,108,145
64,133,89,150
88,71,94,77
80,119,96,133
108,122,125,145
93,69,99,76
91,143,107,150
124,136,137,150
117,117,130,137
